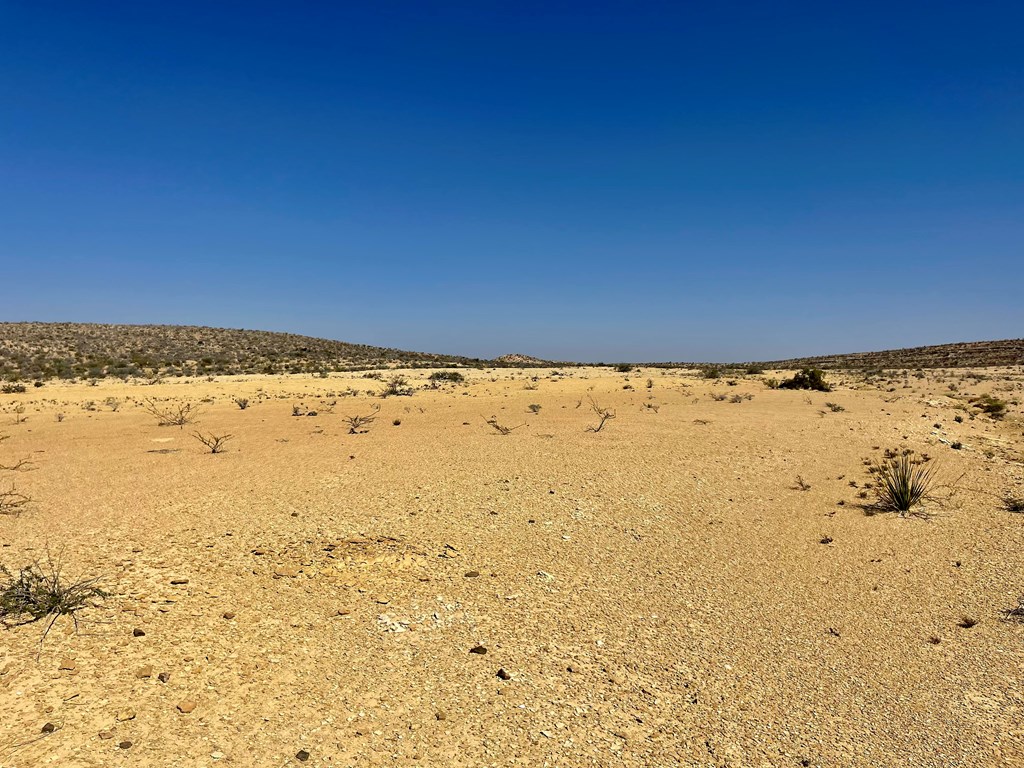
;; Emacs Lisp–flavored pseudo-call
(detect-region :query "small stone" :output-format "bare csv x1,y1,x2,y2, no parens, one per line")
334,608,352,617
132,628,146,637
469,645,488,655
59,658,76,671
158,672,171,683
118,741,133,749
296,749,310,762
98,731,114,740
116,708,136,722
135,665,153,679
274,566,300,578
177,699,198,714
496,668,512,680
464,570,481,578
211,751,225,760
222,611,236,620
253,549,266,556
41,722,56,733
435,711,447,721
170,577,189,585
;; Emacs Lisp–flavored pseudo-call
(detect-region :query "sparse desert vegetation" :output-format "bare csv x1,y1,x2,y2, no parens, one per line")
1,333,1023,766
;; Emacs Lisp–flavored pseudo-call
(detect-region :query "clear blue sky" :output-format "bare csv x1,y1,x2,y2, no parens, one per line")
2,2,1021,362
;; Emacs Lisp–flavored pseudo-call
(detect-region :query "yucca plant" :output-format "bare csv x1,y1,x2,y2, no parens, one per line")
868,450,937,514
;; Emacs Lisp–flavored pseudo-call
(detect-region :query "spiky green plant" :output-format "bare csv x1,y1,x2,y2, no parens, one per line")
868,451,937,514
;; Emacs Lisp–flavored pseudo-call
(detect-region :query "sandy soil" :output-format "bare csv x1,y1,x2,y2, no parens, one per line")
1,367,1022,767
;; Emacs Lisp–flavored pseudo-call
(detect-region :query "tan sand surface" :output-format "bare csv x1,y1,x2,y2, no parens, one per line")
1,367,1022,767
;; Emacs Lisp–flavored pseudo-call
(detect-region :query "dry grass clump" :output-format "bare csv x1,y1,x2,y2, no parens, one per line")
0,485,31,516
1003,493,1024,513
585,397,615,432
142,399,202,427
0,557,107,635
192,431,234,454
485,417,524,435
1003,596,1024,623
867,450,937,515
344,404,381,434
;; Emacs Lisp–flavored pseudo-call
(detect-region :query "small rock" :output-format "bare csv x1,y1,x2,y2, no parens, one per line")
98,731,114,740
158,672,171,683
135,665,153,679
820,536,834,545
170,578,189,585
132,628,146,637
211,751,225,760
296,749,310,762
435,711,447,721
222,612,236,620
177,699,198,714
274,566,300,578
464,570,481,578
118,741,133,749
41,723,56,733
496,668,512,680
59,658,76,671
334,608,352,617
116,708,136,722
469,645,488,655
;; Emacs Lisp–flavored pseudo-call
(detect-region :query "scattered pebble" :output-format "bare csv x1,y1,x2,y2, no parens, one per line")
177,699,198,714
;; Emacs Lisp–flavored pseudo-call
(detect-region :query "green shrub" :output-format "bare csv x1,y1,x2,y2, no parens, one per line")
779,368,831,392
429,370,465,383
970,393,1007,419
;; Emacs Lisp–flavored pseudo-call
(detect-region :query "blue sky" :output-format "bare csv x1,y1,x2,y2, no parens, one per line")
2,2,1021,361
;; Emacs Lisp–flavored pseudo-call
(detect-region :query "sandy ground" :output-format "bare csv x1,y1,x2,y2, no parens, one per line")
1,366,1022,767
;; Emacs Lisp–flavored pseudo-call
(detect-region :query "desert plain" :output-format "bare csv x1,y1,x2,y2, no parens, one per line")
1,366,1022,767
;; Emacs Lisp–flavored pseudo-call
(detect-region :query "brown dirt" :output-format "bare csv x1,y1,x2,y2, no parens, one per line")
1,367,1022,767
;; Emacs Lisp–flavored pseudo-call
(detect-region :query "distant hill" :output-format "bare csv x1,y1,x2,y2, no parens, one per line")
752,339,1024,370
494,353,549,365
0,322,493,380
2,323,1020,381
